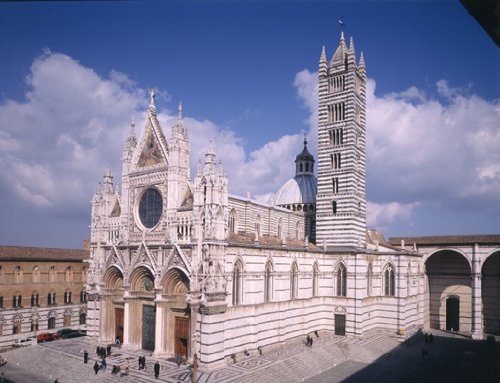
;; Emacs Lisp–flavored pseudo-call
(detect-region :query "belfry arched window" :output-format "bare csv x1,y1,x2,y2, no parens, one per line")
232,260,243,306
336,264,347,297
14,266,23,284
384,265,396,296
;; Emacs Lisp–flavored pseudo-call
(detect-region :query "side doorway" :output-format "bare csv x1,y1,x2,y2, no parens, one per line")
335,314,346,336
446,296,460,331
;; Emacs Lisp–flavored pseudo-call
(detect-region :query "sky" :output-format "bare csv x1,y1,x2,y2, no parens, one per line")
0,0,498,249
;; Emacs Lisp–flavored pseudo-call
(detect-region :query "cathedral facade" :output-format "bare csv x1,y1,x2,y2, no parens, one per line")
87,33,424,369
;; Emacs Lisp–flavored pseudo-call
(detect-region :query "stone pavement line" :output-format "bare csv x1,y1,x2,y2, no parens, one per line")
0,332,403,383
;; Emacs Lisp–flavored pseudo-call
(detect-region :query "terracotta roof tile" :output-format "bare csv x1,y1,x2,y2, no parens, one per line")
0,246,89,261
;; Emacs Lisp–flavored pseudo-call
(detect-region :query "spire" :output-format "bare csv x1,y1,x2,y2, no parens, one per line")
348,36,356,66
329,31,348,69
205,140,216,166
359,51,366,71
319,45,327,77
130,115,136,139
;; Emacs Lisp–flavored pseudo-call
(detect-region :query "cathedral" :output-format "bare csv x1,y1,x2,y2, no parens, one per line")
87,32,425,369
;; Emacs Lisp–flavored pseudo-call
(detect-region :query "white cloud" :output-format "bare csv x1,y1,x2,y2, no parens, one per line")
366,201,419,230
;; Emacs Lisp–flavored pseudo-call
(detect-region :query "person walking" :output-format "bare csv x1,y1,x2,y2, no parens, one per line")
138,355,143,370
93,361,99,375
101,358,107,371
83,350,88,364
154,361,160,379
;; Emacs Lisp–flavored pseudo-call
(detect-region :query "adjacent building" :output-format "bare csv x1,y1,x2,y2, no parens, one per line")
0,246,88,348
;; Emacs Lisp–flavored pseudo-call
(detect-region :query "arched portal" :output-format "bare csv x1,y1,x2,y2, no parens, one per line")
127,266,156,351
100,266,124,344
482,251,500,335
157,267,190,358
425,250,471,332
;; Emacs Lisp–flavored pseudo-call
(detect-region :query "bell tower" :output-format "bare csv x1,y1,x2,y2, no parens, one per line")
316,32,367,248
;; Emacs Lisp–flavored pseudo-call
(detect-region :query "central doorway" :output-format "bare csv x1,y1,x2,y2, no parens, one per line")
175,317,189,357
446,297,460,331
142,305,156,351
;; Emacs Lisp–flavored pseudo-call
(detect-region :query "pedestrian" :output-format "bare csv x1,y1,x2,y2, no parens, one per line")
314,330,319,338
96,346,100,356
84,350,88,364
138,355,143,370
107,345,111,356
429,333,434,344
154,361,160,379
176,353,182,367
142,355,146,370
424,333,429,343
93,361,99,375
101,357,107,371
310,337,314,347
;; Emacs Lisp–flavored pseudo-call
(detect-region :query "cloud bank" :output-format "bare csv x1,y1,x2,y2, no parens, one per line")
0,52,498,246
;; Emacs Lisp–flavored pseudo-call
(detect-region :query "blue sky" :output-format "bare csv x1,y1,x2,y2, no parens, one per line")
0,0,498,249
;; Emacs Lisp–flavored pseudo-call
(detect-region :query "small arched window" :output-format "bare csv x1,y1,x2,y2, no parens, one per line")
367,263,373,297
14,266,23,284
232,261,243,306
290,262,298,299
384,265,395,296
312,263,319,297
336,264,347,297
32,266,40,283
49,266,56,283
277,218,283,240
65,267,73,283
229,209,237,234
264,261,273,302
255,215,261,237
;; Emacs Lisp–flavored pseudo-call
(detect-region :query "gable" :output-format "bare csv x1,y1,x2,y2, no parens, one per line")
137,124,166,168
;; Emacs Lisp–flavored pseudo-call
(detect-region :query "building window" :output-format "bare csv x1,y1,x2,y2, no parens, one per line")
48,317,56,330
79,313,87,325
49,266,56,283
295,221,301,240
64,291,72,304
330,153,341,170
31,293,39,307
367,263,373,297
12,294,22,308
138,187,163,228
31,320,39,332
32,266,40,283
255,215,261,237
312,263,319,297
228,209,237,234
65,267,73,283
332,178,339,194
329,128,344,146
328,75,344,93
332,201,337,214
232,261,243,306
264,261,273,303
80,290,87,303
290,262,298,299
328,102,346,122
277,218,283,239
48,291,56,305
336,264,347,297
384,265,396,296
14,266,23,284
0,296,3,308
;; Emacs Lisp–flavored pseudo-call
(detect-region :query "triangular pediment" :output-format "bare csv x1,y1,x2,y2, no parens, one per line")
136,123,167,168
110,194,121,217
179,185,193,210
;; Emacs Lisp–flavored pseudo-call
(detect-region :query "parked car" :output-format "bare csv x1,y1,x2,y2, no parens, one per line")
13,337,36,347
57,328,86,339
36,332,58,343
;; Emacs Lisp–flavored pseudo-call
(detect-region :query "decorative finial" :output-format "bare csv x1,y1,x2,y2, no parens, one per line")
304,134,308,148
338,16,346,40
148,88,157,106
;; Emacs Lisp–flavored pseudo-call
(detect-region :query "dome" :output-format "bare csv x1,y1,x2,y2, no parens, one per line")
275,174,317,206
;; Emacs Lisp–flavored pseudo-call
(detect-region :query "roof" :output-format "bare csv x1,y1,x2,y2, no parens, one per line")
0,246,89,262
275,175,317,206
388,234,500,246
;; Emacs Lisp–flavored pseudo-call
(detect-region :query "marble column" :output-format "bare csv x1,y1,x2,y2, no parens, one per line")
153,293,168,357
471,244,483,339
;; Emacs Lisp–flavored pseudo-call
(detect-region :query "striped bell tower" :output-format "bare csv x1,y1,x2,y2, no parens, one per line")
316,32,367,248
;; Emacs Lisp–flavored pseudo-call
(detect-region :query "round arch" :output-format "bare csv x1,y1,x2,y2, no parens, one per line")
128,265,155,293
481,250,500,335
425,250,472,332
103,265,124,290
161,267,190,296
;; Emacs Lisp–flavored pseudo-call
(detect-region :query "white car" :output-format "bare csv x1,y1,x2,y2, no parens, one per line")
13,337,36,347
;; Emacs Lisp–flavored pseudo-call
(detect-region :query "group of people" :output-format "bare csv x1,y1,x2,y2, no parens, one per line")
83,346,162,378
422,332,435,360
305,331,320,347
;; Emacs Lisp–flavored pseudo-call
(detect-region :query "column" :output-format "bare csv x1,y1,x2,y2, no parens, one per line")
99,294,114,344
122,296,132,349
471,244,483,339
153,293,168,357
